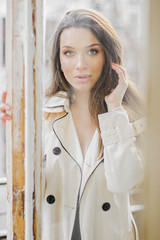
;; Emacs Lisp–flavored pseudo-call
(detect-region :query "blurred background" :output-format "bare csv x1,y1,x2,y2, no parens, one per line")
0,0,148,239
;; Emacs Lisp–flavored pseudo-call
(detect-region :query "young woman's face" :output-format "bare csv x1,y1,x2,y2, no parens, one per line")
60,27,105,93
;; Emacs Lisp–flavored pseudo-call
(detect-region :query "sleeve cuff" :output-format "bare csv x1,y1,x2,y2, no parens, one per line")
98,110,135,145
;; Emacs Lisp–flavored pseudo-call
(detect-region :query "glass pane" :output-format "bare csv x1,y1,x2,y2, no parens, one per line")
0,0,147,239
43,1,146,239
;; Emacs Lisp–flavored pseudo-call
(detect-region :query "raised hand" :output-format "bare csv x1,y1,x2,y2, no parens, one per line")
0,92,12,127
105,63,128,112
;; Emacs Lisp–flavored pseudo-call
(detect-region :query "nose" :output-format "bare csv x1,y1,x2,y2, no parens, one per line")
75,54,87,70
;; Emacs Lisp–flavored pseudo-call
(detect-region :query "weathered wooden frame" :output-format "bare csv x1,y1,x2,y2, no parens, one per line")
6,0,44,239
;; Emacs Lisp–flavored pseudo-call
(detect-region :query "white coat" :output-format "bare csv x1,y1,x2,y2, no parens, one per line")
42,92,144,240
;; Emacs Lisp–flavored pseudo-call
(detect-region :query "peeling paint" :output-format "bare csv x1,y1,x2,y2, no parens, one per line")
12,41,25,239
6,0,43,239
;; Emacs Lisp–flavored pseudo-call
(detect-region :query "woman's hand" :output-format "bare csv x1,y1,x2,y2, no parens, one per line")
105,63,128,112
0,92,12,127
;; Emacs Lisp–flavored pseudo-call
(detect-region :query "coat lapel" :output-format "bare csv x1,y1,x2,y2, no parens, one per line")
43,92,104,196
53,112,84,165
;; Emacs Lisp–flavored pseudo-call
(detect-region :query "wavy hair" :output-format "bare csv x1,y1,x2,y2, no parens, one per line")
46,8,143,124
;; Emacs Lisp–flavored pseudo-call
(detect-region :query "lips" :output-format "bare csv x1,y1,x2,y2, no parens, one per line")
74,75,91,83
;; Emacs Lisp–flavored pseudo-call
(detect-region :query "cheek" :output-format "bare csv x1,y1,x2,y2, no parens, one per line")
92,58,104,75
60,58,73,75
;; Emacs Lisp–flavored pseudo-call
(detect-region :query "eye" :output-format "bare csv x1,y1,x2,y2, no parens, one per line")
88,49,99,55
64,50,74,56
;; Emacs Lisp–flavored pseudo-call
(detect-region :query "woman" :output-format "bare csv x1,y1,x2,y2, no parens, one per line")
1,8,144,240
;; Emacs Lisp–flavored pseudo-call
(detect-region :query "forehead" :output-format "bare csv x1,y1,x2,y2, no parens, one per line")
60,27,100,47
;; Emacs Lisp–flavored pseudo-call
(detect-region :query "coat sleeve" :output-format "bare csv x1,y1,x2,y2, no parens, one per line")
98,109,144,194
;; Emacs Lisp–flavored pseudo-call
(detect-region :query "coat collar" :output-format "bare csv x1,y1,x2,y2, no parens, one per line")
43,91,70,113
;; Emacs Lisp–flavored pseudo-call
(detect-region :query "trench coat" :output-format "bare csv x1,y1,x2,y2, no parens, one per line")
42,91,144,240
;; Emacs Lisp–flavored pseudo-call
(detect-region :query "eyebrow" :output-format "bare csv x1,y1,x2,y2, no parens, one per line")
85,43,101,49
62,43,101,49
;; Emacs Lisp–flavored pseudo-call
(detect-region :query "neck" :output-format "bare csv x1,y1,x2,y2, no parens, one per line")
71,90,90,112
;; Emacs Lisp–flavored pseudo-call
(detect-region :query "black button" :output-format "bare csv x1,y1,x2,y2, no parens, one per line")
53,147,61,155
102,202,111,211
46,195,55,204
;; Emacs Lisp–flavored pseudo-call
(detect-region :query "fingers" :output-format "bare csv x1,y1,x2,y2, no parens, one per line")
0,91,11,112
0,103,11,113
2,91,7,103
112,63,127,84
112,63,126,73
0,92,10,112
0,92,12,127
0,112,11,127
112,63,126,77
0,113,12,121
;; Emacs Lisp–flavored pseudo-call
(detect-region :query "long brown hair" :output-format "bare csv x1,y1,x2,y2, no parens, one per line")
46,8,144,123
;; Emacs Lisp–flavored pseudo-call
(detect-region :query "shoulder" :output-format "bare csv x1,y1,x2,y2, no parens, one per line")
42,91,69,126
43,91,69,113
